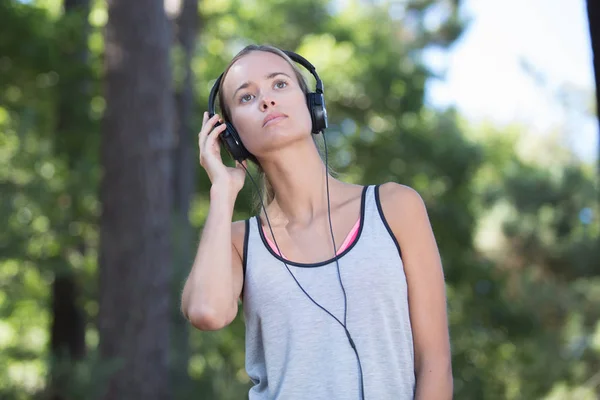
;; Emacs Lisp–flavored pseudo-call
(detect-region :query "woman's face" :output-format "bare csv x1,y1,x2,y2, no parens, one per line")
222,51,312,158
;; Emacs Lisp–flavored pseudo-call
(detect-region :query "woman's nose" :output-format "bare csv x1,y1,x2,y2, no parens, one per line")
260,98,276,110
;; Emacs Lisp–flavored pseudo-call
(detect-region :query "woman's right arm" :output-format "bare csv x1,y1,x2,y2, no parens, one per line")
181,184,245,331
181,112,248,331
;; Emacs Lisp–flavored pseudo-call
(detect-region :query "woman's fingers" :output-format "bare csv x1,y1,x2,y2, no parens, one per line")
199,123,227,169
205,123,227,151
198,113,221,151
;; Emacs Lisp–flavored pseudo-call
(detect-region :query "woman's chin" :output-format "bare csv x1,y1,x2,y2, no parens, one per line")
256,130,310,154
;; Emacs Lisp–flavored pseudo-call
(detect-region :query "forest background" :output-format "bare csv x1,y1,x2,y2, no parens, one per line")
1,0,599,399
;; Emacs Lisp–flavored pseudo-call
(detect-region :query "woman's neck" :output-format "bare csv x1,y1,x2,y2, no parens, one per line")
259,138,343,227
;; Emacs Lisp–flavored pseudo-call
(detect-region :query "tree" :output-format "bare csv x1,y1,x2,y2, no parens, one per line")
98,0,174,398
48,1,91,398
166,0,200,397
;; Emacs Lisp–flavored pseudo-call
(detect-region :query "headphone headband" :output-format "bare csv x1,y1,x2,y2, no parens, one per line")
207,48,328,162
283,51,324,94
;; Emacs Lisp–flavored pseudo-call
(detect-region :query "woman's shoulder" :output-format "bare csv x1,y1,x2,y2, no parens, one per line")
231,218,250,256
232,218,248,234
374,181,428,224
376,181,423,202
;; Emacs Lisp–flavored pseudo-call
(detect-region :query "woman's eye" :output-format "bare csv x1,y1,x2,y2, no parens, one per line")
275,80,287,89
240,94,254,103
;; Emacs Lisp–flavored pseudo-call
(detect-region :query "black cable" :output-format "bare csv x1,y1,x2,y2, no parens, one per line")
239,132,365,400
322,132,365,400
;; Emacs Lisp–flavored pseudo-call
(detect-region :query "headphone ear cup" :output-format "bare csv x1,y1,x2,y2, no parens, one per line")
306,93,328,134
218,122,252,162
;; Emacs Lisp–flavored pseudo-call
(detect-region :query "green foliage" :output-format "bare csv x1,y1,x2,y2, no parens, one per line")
0,0,598,399
0,1,101,398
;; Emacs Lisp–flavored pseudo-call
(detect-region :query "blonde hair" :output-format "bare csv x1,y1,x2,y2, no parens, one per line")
216,44,334,213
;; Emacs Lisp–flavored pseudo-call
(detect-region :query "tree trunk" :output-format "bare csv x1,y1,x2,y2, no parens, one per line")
586,0,600,184
166,0,199,397
49,274,86,399
49,1,90,398
98,1,174,399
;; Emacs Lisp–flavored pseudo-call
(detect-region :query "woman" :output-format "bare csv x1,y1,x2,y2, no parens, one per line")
181,44,452,400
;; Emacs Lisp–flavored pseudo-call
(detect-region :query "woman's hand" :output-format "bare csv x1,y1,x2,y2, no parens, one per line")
198,112,247,195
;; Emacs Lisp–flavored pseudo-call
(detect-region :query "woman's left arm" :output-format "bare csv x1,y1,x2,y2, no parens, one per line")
380,182,453,400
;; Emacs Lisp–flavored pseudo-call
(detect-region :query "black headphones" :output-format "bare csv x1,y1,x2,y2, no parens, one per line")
207,50,329,163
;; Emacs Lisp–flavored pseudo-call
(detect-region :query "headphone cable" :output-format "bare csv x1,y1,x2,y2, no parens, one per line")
322,131,366,400
239,133,365,400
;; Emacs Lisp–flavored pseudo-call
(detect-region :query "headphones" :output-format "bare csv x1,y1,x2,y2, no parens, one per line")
207,50,329,163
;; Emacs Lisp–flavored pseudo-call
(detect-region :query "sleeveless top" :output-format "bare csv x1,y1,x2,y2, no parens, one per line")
241,185,416,400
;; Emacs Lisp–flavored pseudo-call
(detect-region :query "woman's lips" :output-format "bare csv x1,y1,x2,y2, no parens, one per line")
263,113,287,127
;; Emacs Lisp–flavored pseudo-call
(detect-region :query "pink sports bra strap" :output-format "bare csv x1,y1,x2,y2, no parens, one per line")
262,217,361,259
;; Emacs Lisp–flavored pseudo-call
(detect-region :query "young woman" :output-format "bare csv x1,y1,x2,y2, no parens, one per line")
182,44,452,400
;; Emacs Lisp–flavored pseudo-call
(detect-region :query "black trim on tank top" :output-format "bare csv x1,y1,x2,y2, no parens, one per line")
256,185,369,268
374,184,403,260
241,218,250,297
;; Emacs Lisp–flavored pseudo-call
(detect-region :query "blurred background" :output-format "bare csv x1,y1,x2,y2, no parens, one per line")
1,0,599,399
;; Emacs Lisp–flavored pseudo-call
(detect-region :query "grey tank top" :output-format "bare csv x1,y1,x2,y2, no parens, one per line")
241,185,415,400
